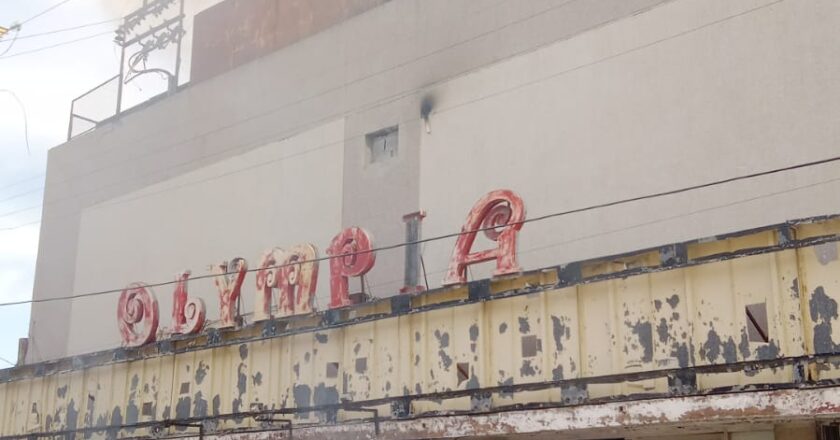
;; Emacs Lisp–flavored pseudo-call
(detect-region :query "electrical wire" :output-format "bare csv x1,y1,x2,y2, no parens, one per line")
0,30,114,60
0,187,43,205
0,174,44,193
13,18,119,41
1,158,839,308
0,0,76,57
0,219,38,231
0,89,31,155
19,0,74,26
364,173,840,292
0,28,20,57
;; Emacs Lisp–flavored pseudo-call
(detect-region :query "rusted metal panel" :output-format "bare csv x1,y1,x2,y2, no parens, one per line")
6,215,840,438
190,0,389,83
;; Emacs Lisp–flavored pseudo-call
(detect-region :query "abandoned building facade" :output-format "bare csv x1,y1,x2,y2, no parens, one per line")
4,0,840,439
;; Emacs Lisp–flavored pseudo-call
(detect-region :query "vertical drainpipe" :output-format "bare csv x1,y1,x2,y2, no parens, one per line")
401,211,426,294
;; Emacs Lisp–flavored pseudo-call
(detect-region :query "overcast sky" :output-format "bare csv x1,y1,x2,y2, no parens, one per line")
0,0,220,367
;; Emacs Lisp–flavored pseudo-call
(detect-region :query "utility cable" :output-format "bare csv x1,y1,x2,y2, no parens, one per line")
13,18,118,41
19,0,74,26
0,89,31,155
369,173,840,292
0,175,44,193
0,187,43,205
0,30,113,60
1,158,839,308
0,27,20,57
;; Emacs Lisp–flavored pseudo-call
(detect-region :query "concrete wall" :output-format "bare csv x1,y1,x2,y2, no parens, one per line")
66,120,345,355
417,0,840,283
28,0,840,360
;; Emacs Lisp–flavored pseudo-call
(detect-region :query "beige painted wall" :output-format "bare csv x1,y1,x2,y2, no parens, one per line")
418,0,840,283
66,120,344,355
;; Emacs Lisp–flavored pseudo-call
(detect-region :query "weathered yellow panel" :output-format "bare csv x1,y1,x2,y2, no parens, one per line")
795,237,840,381
4,216,840,437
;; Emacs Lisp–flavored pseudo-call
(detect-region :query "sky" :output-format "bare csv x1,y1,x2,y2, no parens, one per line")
0,0,219,367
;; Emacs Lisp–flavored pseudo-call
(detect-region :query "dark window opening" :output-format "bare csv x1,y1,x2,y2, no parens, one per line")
746,303,769,343
457,362,470,385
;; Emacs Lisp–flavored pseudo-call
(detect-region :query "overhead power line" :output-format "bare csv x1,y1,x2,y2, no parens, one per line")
0,89,32,155
0,30,113,60
1,154,839,307
0,186,43,205
0,27,20,57
13,18,119,41
0,175,44,193
0,0,81,56
20,0,74,26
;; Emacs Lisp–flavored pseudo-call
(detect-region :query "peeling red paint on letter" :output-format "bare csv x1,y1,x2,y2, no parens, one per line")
254,249,281,321
327,227,375,308
213,258,248,327
277,243,319,317
117,283,160,347
170,271,206,335
443,189,525,286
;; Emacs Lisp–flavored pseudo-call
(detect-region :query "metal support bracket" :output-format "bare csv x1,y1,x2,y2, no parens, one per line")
354,407,380,436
